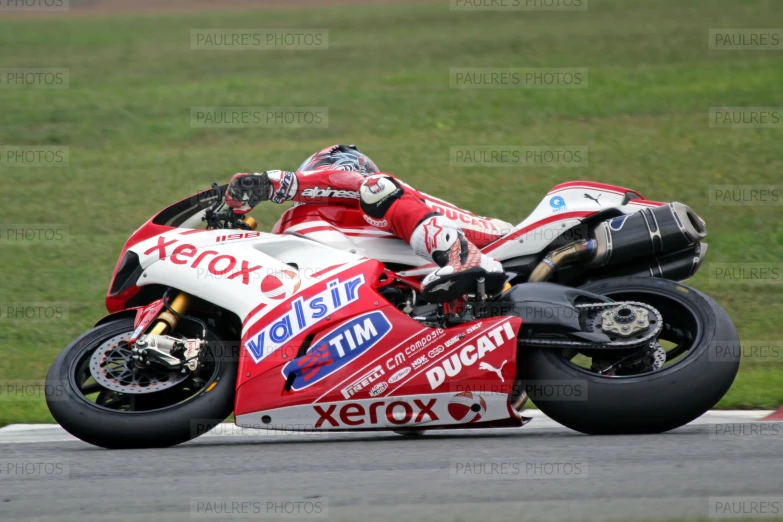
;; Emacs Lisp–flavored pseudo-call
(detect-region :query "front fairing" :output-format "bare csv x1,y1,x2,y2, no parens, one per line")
106,186,225,312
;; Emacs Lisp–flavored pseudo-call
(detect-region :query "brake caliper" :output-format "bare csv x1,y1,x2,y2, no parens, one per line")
133,334,205,372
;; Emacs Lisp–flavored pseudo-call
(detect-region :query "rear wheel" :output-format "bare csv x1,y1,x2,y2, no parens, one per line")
517,277,740,434
46,318,237,449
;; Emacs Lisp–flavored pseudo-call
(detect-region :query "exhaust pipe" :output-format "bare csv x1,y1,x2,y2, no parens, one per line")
589,202,707,268
528,239,597,282
527,203,708,283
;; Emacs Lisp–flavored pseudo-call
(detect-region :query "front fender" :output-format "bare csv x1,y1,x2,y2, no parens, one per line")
94,308,142,328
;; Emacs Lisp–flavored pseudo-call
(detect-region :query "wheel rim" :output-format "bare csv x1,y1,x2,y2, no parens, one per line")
89,333,189,394
560,286,704,378
68,326,222,413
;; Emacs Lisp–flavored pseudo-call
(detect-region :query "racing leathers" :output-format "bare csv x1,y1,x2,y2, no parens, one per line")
225,169,510,300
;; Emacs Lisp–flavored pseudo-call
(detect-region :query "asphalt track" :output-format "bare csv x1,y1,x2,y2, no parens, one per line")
1,412,781,522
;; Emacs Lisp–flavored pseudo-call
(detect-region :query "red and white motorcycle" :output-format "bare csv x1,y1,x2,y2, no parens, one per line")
46,181,740,449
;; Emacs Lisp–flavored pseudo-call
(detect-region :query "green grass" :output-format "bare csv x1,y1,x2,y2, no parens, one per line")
1,0,782,424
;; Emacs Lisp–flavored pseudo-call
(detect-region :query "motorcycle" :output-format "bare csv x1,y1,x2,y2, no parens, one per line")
46,180,740,449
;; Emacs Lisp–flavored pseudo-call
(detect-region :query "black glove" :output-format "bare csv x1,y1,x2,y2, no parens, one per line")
225,173,271,214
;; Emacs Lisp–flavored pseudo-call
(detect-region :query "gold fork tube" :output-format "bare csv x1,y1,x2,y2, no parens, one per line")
149,292,191,335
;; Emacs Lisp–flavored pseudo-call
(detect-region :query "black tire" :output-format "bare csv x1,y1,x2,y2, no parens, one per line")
46,318,237,449
517,277,740,435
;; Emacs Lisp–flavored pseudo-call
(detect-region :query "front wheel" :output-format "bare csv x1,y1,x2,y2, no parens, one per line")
46,318,237,449
517,277,740,434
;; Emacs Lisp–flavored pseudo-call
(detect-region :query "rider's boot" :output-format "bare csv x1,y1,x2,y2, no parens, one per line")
409,215,506,301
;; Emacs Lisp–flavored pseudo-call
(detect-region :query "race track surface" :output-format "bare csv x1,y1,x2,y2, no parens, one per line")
1,412,781,522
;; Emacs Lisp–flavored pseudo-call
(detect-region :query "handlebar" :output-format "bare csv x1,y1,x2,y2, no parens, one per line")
202,183,256,231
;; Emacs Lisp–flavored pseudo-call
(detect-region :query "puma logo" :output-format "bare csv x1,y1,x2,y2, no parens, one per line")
584,193,601,206
479,360,507,382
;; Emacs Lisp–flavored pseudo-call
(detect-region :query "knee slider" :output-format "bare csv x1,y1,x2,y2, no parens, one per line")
360,175,404,218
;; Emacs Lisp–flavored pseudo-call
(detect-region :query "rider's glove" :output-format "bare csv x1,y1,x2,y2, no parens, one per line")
225,173,271,214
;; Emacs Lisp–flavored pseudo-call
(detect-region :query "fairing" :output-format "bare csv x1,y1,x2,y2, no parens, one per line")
98,180,678,432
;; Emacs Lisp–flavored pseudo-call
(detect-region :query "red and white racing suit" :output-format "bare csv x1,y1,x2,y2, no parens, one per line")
226,169,511,298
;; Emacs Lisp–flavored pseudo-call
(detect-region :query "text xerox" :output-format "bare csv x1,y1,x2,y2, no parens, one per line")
314,399,438,427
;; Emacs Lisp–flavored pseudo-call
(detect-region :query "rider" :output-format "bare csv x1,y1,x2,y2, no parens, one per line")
224,144,508,301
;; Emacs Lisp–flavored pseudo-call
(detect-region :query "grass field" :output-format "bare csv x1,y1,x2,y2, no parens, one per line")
1,0,782,425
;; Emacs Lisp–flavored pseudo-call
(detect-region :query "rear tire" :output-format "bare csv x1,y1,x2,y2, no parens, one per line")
46,318,237,449
518,277,740,434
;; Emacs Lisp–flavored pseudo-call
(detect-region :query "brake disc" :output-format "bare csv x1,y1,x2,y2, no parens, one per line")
89,333,188,394
517,301,664,350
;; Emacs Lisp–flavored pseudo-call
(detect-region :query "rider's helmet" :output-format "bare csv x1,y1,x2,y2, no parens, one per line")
297,144,380,176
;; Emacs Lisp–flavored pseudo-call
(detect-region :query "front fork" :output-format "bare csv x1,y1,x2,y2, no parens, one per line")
128,291,192,347
130,292,203,372
148,292,192,336
126,215,257,371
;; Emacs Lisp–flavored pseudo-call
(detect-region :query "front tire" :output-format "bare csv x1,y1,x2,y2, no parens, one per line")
518,277,740,434
46,318,237,449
